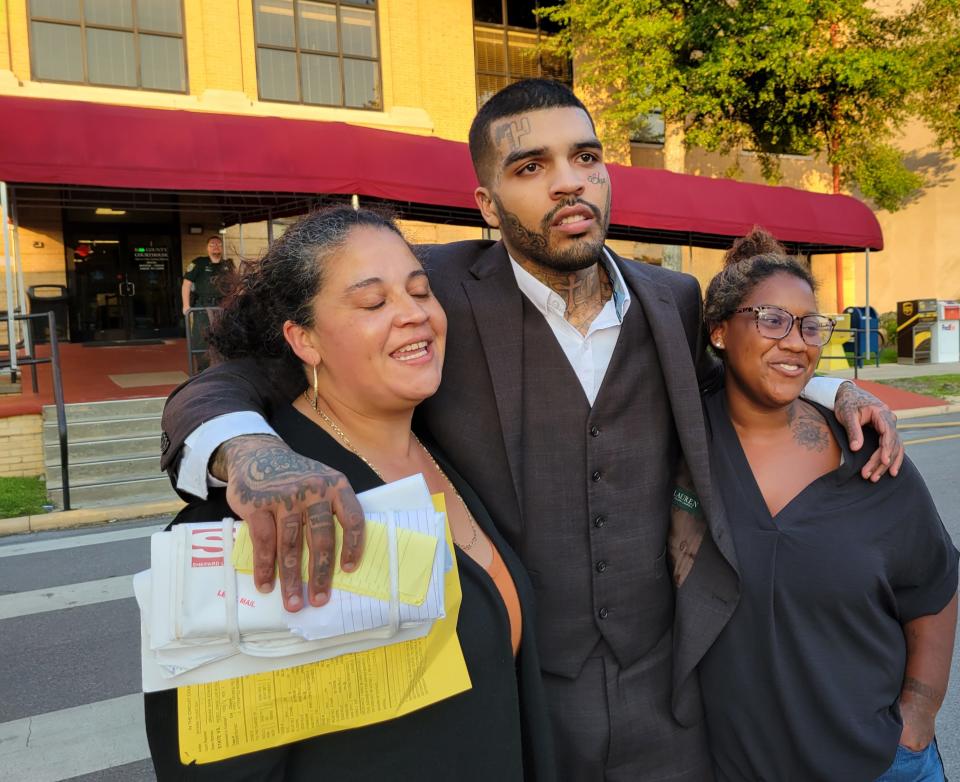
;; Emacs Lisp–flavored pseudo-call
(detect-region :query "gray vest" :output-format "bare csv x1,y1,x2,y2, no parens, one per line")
518,293,680,678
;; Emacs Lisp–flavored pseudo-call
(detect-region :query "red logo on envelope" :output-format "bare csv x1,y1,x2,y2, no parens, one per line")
191,527,224,567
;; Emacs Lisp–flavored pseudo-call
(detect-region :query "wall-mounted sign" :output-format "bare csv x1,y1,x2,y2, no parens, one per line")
134,246,170,272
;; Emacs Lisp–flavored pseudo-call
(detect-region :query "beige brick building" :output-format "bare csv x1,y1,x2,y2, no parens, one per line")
0,0,954,339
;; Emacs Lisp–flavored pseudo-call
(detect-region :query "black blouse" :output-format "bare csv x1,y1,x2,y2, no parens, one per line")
145,403,555,782
699,389,958,782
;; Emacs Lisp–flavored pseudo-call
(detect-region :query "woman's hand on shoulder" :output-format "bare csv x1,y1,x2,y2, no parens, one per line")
215,435,366,612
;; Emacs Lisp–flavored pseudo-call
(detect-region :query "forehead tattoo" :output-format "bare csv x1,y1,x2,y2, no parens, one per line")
493,116,532,154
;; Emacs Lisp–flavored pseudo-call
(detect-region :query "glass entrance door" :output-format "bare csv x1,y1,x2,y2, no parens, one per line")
67,233,127,341
126,233,179,339
66,227,181,341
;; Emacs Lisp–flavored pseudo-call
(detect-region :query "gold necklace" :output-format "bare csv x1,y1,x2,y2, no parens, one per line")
304,391,481,551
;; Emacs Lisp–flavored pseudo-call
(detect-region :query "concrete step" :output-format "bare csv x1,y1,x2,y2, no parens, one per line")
41,397,165,424
48,475,178,510
39,397,171,509
45,455,162,489
44,435,161,465
42,415,162,445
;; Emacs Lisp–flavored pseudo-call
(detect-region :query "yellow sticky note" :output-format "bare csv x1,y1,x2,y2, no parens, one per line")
179,492,470,764
231,516,439,606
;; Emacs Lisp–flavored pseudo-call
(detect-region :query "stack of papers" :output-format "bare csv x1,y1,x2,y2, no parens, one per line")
134,475,450,692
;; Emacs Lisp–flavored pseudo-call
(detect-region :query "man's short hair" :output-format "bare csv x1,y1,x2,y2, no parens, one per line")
207,235,223,245
468,78,593,185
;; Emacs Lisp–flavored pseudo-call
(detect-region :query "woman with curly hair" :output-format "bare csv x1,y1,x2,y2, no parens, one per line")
690,228,958,781
145,206,554,781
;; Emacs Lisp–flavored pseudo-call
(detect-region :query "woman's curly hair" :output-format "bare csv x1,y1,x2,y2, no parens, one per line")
208,206,406,380
703,226,818,333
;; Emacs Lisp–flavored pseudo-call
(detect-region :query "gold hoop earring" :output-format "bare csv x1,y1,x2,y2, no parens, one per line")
312,363,319,410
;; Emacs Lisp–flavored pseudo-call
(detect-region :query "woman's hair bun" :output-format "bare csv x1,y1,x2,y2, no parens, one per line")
723,227,786,267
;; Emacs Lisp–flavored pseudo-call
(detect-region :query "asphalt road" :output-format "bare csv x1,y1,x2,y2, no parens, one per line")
0,412,959,780
899,411,960,771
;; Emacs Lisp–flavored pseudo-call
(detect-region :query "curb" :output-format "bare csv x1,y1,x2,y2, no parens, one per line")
0,498,185,537
895,403,960,420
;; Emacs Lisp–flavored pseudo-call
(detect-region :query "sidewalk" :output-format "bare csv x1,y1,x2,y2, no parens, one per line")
0,340,189,417
0,497,184,536
820,360,960,382
820,360,960,417
849,379,959,418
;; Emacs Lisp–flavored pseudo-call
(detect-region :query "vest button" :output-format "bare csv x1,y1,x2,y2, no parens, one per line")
593,515,606,528
598,607,609,620
590,425,600,437
595,560,607,573
591,470,602,482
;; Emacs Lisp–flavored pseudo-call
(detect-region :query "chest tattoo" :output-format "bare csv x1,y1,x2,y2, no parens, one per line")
787,402,831,452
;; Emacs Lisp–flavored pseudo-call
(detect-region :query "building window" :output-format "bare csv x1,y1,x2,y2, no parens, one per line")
253,0,382,109
29,0,187,92
473,0,572,108
631,111,666,145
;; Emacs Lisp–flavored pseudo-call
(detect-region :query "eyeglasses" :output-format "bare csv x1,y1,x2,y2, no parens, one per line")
732,305,836,347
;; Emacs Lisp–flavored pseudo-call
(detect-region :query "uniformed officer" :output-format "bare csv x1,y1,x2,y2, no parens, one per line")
181,236,233,371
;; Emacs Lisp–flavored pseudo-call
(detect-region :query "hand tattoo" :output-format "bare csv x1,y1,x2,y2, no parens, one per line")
223,436,348,512
306,501,335,589
835,382,896,432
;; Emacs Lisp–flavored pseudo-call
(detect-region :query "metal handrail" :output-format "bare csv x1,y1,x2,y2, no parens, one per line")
0,311,70,509
184,306,223,376
0,309,39,392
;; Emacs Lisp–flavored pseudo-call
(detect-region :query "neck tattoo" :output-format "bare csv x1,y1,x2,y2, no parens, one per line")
543,262,612,316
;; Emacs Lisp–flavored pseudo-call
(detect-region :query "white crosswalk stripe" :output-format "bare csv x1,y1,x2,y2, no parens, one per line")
0,694,150,782
0,575,135,620
0,524,162,558
0,519,160,780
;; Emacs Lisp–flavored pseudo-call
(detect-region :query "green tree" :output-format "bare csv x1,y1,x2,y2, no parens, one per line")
543,0,959,211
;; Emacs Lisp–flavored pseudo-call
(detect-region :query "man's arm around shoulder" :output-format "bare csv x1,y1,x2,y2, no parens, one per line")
161,356,365,612
161,356,290,475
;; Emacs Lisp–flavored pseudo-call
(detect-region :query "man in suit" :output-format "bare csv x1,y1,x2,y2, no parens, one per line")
161,80,902,779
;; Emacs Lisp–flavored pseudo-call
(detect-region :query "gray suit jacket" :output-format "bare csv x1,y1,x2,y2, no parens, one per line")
161,239,740,725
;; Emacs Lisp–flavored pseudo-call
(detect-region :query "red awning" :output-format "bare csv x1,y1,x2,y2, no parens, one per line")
0,96,882,253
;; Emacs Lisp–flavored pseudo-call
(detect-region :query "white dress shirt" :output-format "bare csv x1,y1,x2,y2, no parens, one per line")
509,249,630,406
175,252,846,499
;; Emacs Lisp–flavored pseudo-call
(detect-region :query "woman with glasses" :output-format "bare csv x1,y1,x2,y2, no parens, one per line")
691,229,958,781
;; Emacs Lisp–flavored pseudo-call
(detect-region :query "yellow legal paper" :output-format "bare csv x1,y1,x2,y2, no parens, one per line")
231,515,438,605
177,494,470,764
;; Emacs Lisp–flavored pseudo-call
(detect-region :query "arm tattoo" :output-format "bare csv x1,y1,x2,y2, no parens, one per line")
903,676,940,704
787,401,830,452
